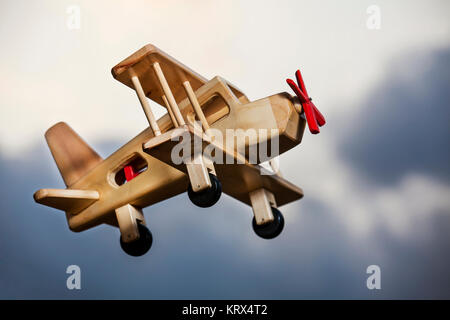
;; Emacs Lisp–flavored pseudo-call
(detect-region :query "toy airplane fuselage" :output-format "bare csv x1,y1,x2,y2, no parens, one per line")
34,44,322,256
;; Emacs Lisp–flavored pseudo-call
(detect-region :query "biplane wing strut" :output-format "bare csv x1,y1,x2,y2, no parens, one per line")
129,60,215,194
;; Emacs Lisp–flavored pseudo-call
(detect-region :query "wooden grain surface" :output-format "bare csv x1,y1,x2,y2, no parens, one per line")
111,44,248,108
35,44,306,232
143,125,304,207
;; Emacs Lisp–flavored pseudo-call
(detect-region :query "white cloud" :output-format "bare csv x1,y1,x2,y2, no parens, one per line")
1,0,450,156
283,133,450,242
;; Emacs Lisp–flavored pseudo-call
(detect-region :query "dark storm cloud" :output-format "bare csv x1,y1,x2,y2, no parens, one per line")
338,48,450,186
1,141,450,299
376,210,450,299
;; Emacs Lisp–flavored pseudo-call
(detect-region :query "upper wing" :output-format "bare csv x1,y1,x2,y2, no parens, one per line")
111,43,248,107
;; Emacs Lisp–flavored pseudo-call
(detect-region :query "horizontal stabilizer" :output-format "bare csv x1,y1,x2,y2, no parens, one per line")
34,188,99,214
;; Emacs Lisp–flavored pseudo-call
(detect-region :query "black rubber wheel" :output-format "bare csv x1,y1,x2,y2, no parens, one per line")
120,223,153,257
252,207,284,239
187,173,222,208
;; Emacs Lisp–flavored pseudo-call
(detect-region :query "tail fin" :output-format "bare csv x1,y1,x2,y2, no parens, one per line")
45,122,102,187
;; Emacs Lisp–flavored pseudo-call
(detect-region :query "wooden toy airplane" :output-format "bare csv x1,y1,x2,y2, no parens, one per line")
33,44,325,256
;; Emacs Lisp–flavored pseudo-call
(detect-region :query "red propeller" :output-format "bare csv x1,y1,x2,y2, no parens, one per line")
286,69,325,134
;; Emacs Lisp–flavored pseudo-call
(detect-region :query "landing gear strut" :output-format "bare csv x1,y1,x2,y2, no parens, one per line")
120,222,153,256
188,173,222,208
252,207,284,239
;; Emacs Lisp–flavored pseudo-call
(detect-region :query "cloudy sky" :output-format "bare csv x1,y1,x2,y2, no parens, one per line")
0,0,449,298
